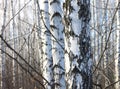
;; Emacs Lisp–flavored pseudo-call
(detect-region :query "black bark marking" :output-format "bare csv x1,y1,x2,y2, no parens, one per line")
51,12,61,20
44,1,48,3
50,0,60,5
69,4,75,13
50,25,57,29
78,3,91,22
79,29,90,59
72,66,81,74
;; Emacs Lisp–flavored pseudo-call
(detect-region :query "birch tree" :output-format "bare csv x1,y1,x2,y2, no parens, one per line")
11,0,19,88
40,0,53,89
66,0,93,88
1,0,7,88
49,0,66,89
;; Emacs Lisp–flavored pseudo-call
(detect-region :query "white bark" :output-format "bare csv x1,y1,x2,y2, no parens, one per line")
40,0,53,89
49,0,66,89
1,0,7,88
11,0,19,88
63,0,71,88
36,0,42,74
67,0,92,89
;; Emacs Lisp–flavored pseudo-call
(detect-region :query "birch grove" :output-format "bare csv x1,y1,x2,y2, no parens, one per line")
0,0,120,89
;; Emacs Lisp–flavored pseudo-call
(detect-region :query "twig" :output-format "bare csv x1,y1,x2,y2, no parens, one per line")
93,2,119,74
0,35,51,86
2,0,32,32
0,49,45,89
105,80,120,89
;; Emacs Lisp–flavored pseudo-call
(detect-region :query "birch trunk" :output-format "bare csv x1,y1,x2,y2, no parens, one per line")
11,0,19,88
1,0,7,88
40,0,53,89
49,0,66,89
67,0,92,89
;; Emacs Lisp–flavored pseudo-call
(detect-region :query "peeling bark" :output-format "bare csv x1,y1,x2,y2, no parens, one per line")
67,0,93,89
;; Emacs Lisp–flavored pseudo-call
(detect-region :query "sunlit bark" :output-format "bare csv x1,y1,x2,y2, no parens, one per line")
67,0,92,89
49,0,66,89
40,0,53,89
